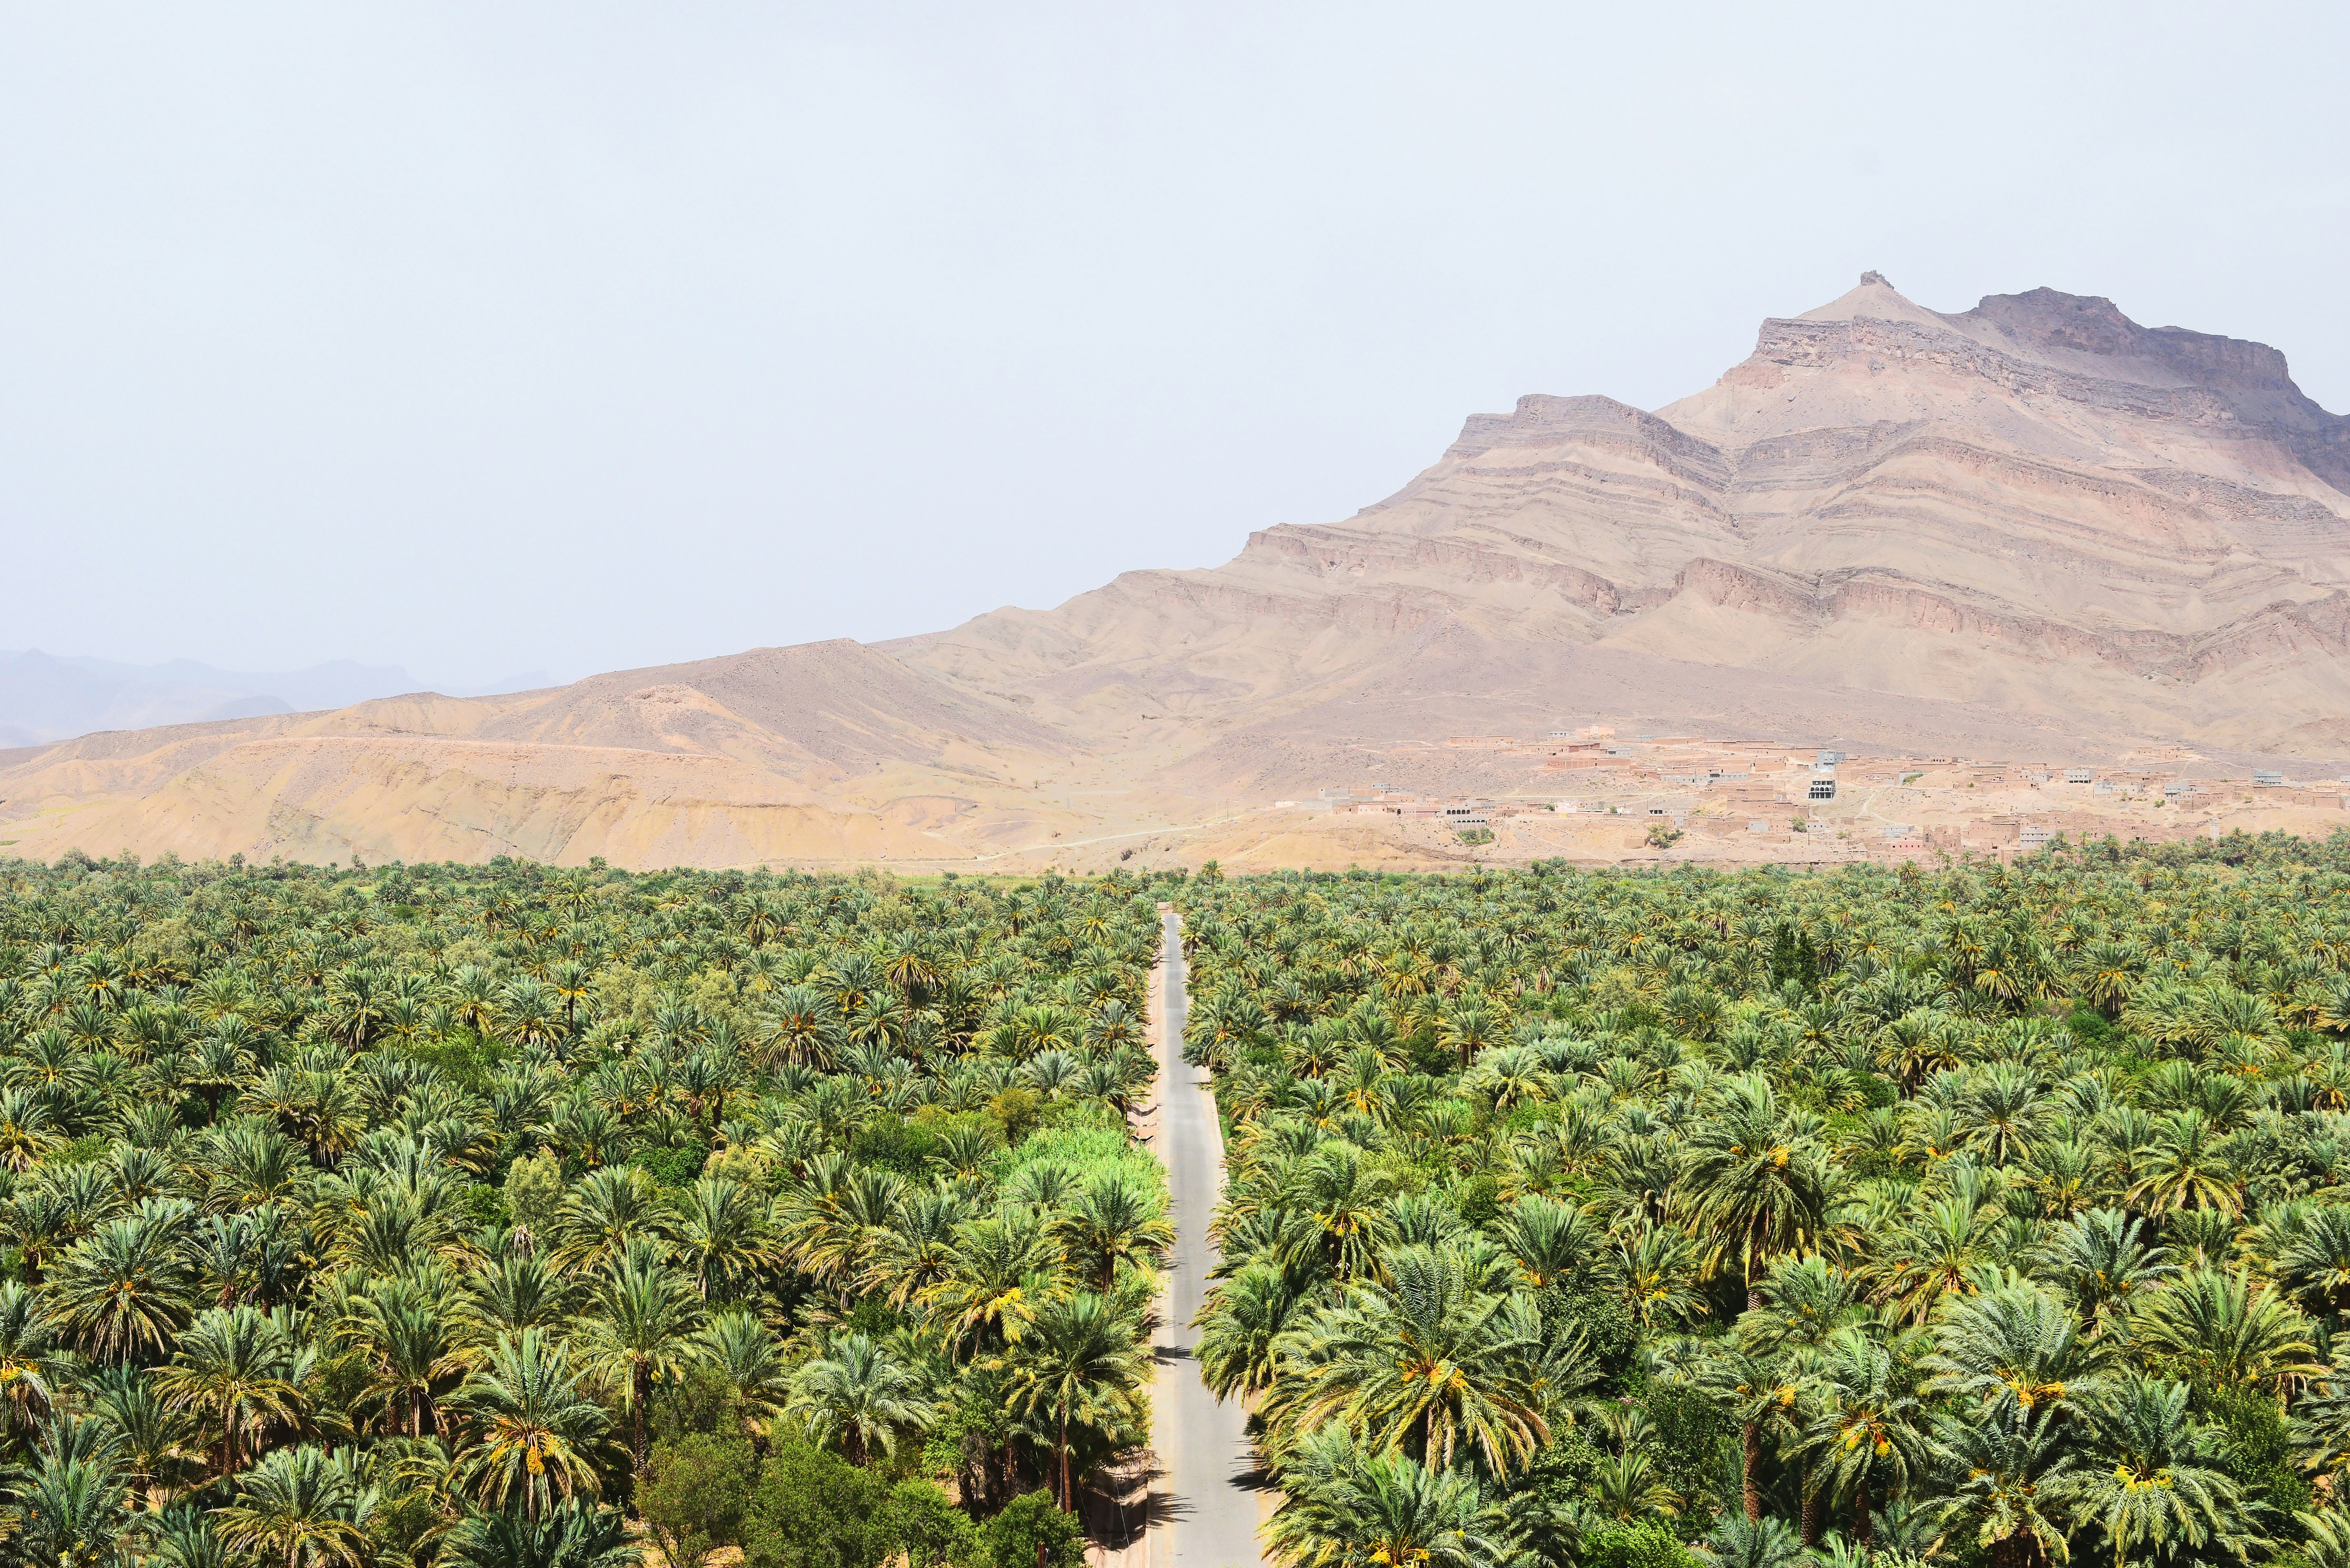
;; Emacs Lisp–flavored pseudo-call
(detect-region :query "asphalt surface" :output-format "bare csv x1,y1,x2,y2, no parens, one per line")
1153,909,1268,1568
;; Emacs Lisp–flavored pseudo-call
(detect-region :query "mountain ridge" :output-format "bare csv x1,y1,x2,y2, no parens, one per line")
7,275,2348,867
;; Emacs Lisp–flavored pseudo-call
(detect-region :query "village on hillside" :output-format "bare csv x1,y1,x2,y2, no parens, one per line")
1258,728,2350,867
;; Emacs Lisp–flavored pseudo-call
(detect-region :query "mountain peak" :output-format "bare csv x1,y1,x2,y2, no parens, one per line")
1794,271,1950,332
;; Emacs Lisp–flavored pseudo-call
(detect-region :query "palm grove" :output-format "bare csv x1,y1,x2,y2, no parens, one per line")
0,853,1171,1568
1178,836,2350,1568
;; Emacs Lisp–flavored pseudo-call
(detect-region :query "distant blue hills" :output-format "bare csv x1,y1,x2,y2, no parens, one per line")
0,651,552,749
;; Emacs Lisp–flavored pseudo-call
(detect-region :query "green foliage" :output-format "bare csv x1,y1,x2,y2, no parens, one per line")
1542,1277,1638,1384
1454,1171,1500,1228
1585,1519,1694,1568
878,1478,979,1568
35,833,2350,1568
0,855,1170,1564
2067,1007,2116,1045
993,1121,1159,1189
639,1434,759,1568
988,1086,1043,1146
1168,841,2350,1565
396,1032,499,1091
848,1116,942,1175
628,1140,710,1190
976,1491,1085,1568
502,1151,566,1241
650,1362,739,1446
1634,1377,1737,1512
739,1441,891,1568
2201,1378,2312,1531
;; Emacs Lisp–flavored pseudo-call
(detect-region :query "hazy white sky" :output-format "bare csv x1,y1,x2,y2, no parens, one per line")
3,3,2344,691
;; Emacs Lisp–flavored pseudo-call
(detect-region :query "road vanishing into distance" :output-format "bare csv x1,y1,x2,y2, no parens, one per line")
1153,907,1268,1568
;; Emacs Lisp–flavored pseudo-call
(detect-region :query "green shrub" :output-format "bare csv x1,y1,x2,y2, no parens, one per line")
1453,1172,1500,1228
740,1441,891,1568
850,1115,944,1175
994,1121,1161,1189
879,1479,977,1568
629,1140,709,1190
650,1362,738,1444
395,1032,498,1091
988,1086,1044,1146
1585,1520,1694,1568
501,1150,566,1244
640,1434,759,1568
977,1492,1084,1568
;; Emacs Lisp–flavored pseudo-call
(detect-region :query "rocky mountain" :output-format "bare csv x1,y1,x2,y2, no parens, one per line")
902,275,2350,767
5,276,2346,867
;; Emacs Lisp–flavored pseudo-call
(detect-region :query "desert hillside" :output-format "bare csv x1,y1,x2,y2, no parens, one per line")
7,275,2347,870
904,275,2350,761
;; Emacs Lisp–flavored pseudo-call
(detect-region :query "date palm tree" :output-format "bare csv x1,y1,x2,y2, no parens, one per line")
1681,1075,1836,1308
2034,1207,2173,1334
1288,1143,1395,1284
2126,1110,2241,1215
334,1275,468,1438
776,1160,905,1300
1591,1446,1681,1521
578,1250,704,1476
445,1329,611,1519
1877,1188,2003,1326
1694,1512,1804,1568
696,1310,791,1453
672,1177,779,1303
1193,1255,1318,1402
786,1331,934,1467
547,1167,673,1275
215,1445,372,1568
1924,1279,2115,1429
0,1280,61,1443
1605,1218,1710,1332
1273,1244,1571,1477
921,1208,1065,1362
2130,1265,2321,1395
82,1365,203,1512
2058,1376,2243,1568
1437,1003,1501,1071
1928,1407,2078,1568
152,1305,309,1476
1793,1326,1933,1547
11,1416,133,1568
1491,1195,1601,1291
1265,1426,1511,1568
2276,1204,2350,1316
50,1201,197,1363
1004,1289,1151,1510
858,1188,973,1311
0,1088,61,1172
458,1250,574,1343
1677,1338,1808,1524
438,1497,641,1568
138,1505,229,1568
755,985,838,1071
1050,1170,1174,1291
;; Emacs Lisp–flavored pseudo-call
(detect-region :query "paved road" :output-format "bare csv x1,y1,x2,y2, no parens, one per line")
1153,908,1267,1568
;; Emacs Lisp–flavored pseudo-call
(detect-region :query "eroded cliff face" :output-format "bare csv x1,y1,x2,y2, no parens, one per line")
7,277,2348,867
900,274,2350,758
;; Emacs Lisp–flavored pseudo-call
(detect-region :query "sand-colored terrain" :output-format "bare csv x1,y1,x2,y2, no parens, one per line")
7,275,2348,870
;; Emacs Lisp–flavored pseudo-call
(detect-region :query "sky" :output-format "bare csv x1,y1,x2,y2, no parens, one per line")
3,4,2345,693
